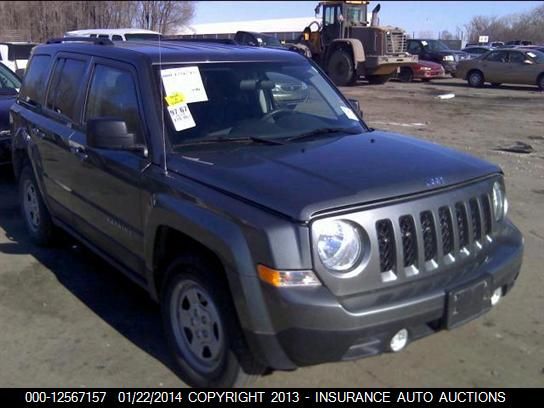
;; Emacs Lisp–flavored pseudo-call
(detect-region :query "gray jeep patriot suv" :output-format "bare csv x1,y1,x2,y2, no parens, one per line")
11,37,523,387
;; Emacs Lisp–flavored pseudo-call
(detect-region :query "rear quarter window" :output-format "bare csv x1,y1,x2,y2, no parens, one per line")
19,54,51,105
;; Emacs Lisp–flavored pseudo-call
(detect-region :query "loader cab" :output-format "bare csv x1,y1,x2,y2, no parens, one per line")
319,1,369,45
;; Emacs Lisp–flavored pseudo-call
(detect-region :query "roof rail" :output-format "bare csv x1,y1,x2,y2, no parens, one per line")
46,37,114,46
162,37,237,45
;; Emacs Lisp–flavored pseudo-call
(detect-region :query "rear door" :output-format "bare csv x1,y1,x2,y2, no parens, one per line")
507,50,540,84
69,58,149,275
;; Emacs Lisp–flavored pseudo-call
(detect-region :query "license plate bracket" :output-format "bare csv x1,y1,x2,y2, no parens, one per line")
446,276,492,329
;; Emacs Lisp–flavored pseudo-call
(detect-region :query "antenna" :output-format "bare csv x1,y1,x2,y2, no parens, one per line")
158,32,168,175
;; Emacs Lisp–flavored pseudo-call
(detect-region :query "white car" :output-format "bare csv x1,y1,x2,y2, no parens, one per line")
64,28,161,41
0,42,36,76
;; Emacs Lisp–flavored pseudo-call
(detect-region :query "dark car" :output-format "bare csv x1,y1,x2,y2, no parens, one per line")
407,39,470,74
395,59,445,82
11,37,522,388
505,40,533,47
0,62,21,165
234,30,310,58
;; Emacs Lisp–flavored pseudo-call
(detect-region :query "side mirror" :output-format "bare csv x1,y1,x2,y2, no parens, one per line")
87,118,135,150
348,98,364,119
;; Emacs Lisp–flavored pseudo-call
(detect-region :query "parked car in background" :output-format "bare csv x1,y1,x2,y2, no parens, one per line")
504,40,532,47
0,42,37,76
64,28,162,41
395,59,445,82
407,39,469,74
490,41,504,48
519,45,544,53
455,48,544,90
462,46,493,58
0,62,21,165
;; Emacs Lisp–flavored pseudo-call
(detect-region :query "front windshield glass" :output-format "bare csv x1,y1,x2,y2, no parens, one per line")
125,33,162,41
423,40,450,51
0,63,21,90
158,61,366,148
526,50,544,64
346,6,366,25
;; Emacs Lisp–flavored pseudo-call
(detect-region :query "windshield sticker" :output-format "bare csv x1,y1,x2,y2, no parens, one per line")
167,103,196,131
421,40,428,46
340,106,359,121
161,66,208,104
165,91,185,106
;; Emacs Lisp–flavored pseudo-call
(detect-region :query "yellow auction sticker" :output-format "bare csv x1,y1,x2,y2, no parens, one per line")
165,92,185,106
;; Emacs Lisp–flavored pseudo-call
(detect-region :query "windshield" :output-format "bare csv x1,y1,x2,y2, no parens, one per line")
0,62,21,90
526,50,544,64
157,61,366,148
346,6,366,25
125,33,162,41
422,40,450,51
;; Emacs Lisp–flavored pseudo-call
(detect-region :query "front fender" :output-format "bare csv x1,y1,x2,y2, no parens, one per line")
328,38,366,67
143,193,276,334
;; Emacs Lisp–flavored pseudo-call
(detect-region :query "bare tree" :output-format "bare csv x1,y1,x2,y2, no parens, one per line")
0,1,195,42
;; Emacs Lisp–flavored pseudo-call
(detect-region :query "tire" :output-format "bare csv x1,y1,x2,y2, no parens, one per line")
467,70,484,87
366,74,391,85
538,74,544,91
327,49,357,86
19,165,56,246
491,82,502,87
398,67,413,83
161,255,264,387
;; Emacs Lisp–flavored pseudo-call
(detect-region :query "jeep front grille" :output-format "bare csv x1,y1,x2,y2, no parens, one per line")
386,31,407,54
377,219,396,272
374,192,494,280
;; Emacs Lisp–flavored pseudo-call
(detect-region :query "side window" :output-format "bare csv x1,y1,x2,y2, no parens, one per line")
485,51,507,62
509,52,525,63
85,64,143,143
324,6,334,25
112,35,123,41
46,57,87,122
98,34,109,39
19,55,51,105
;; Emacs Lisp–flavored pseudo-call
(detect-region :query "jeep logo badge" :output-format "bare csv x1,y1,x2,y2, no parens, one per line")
425,176,446,187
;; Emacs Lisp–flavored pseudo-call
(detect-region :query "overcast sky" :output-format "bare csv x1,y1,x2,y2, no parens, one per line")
192,1,542,37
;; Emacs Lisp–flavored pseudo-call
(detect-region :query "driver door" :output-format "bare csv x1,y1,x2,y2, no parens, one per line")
321,4,342,47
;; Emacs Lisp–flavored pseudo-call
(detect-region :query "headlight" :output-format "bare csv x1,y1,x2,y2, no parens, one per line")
313,219,362,271
443,55,454,61
492,181,507,221
419,66,432,71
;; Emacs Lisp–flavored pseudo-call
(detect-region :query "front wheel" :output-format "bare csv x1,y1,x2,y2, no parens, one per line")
327,49,357,86
161,255,264,387
398,67,414,83
467,70,484,87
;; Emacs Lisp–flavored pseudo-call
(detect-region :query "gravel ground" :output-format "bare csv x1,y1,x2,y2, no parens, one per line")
0,77,542,387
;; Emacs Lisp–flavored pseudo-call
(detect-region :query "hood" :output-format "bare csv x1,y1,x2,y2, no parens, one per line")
418,60,444,69
167,131,500,221
0,95,16,131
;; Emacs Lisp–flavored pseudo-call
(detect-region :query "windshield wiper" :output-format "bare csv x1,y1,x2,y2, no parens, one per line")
175,136,285,147
285,127,361,142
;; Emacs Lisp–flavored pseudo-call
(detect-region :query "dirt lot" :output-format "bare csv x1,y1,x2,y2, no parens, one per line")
0,78,543,387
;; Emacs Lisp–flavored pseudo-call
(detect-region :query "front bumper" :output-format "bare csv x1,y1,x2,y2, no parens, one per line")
0,134,11,165
248,222,523,370
441,61,458,74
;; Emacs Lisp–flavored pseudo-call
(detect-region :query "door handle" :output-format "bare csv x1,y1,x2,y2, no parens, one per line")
71,146,88,161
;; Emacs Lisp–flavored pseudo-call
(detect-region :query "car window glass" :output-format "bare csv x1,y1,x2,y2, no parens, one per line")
508,52,525,63
46,58,87,122
112,35,123,41
85,64,142,142
407,42,421,54
324,6,334,25
0,63,21,89
485,51,507,62
98,34,109,39
19,55,51,105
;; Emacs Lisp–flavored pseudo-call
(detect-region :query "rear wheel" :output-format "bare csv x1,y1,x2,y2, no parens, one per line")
19,165,56,246
467,70,484,87
327,49,357,86
161,255,264,387
366,74,390,85
398,67,414,83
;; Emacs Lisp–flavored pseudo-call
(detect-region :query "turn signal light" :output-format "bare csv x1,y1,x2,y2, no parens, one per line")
257,265,321,287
